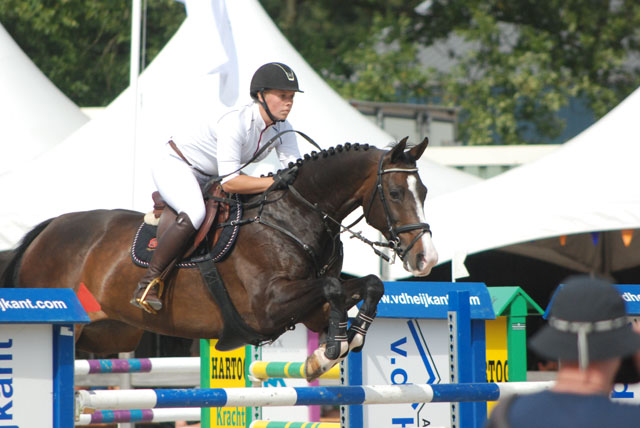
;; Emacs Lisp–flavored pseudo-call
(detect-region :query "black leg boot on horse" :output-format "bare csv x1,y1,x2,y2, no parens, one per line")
130,212,196,313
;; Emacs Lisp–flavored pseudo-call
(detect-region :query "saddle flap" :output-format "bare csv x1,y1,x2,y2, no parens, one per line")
184,181,228,258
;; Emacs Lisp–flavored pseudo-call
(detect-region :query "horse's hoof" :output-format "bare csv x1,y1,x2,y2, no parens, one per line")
304,348,331,382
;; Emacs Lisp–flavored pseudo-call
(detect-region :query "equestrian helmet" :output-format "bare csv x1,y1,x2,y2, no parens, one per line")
250,62,303,99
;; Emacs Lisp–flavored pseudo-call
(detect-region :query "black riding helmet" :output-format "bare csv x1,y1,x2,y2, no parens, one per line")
250,62,303,123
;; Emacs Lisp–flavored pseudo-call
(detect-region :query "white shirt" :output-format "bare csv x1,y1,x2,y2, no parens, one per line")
171,102,300,183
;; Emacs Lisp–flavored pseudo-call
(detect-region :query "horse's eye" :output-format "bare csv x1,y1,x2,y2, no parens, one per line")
389,188,403,201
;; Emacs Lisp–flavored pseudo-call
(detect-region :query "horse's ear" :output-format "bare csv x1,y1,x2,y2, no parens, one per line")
390,136,409,163
408,137,429,161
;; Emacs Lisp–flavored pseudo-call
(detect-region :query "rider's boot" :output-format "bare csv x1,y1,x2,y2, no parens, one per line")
130,212,196,313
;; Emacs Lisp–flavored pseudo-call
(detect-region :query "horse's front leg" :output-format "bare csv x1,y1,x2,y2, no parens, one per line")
304,276,350,381
342,274,385,353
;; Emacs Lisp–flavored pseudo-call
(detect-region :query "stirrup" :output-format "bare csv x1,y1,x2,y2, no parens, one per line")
134,278,164,314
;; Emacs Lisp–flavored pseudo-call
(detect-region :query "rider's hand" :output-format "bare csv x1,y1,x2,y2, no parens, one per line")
270,166,298,191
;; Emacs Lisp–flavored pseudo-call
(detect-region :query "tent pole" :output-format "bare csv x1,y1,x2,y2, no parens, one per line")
130,0,142,210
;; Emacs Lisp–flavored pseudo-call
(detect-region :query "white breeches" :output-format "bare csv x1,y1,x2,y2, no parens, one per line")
152,148,207,229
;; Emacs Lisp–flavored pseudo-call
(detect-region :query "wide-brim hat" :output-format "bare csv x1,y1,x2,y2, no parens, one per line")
529,275,640,367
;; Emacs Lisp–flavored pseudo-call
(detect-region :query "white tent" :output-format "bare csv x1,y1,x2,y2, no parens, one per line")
0,0,479,278
0,23,88,175
427,86,640,278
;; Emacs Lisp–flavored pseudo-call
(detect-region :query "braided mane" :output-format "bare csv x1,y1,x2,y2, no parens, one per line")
262,143,375,177
267,140,418,177
287,142,374,169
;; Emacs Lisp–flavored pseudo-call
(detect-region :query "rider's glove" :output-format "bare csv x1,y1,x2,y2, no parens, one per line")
270,166,298,191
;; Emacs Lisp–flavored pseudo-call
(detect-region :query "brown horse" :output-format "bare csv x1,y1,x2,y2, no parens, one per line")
0,138,437,380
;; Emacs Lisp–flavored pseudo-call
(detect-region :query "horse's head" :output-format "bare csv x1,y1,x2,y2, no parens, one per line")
363,137,438,276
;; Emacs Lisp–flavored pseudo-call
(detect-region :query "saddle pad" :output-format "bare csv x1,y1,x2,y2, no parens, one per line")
131,194,242,268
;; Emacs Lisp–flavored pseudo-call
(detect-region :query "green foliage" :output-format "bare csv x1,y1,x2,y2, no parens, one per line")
425,1,640,144
0,0,185,106
259,0,424,87
331,15,436,103
261,0,640,145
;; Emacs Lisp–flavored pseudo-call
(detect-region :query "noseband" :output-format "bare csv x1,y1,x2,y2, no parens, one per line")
362,154,432,261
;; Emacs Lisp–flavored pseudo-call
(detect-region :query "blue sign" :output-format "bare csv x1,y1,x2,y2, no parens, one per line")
0,288,90,323
616,285,640,316
543,284,640,318
377,282,495,320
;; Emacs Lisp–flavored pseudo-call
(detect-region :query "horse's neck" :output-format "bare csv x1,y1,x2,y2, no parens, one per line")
297,153,375,221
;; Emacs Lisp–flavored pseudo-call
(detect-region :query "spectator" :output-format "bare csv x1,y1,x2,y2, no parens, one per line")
486,275,640,428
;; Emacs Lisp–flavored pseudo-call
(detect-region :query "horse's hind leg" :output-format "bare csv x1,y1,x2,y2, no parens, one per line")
76,320,145,355
343,274,385,353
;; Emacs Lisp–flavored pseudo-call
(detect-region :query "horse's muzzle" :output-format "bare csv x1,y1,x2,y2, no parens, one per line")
401,233,438,277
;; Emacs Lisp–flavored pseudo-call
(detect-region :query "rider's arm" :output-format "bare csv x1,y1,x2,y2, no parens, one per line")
222,175,274,194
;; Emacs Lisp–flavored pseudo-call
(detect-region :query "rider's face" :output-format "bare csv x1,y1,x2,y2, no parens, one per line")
260,90,296,122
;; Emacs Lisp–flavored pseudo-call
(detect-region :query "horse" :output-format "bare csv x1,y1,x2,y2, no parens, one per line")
0,137,438,380
0,250,14,272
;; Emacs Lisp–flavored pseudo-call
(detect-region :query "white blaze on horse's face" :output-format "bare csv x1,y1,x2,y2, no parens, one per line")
404,175,438,276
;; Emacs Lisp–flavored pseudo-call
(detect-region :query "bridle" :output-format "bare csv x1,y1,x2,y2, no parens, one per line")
360,154,432,261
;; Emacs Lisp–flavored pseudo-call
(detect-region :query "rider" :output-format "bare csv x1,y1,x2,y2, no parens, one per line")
131,62,303,312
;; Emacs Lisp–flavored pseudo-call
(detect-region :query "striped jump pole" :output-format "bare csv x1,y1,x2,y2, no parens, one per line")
75,408,200,425
75,382,554,413
75,357,199,375
250,421,339,428
249,361,340,381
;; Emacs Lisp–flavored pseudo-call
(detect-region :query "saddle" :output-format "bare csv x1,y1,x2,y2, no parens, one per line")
143,187,274,349
151,181,230,258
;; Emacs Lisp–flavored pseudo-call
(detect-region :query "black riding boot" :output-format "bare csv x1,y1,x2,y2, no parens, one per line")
130,212,196,313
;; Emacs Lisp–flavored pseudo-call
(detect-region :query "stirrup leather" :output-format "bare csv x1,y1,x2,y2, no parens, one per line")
136,278,164,314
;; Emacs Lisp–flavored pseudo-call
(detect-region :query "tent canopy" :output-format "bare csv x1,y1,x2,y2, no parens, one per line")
427,86,640,278
0,23,88,175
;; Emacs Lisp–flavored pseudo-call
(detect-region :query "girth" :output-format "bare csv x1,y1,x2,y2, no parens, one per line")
197,259,279,351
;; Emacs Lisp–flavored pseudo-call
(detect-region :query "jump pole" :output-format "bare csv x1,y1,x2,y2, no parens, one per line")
75,356,199,375
250,422,339,428
75,382,554,412
75,407,200,425
249,361,340,381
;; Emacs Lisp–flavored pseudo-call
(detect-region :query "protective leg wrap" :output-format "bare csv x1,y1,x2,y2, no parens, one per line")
324,319,349,360
347,312,375,353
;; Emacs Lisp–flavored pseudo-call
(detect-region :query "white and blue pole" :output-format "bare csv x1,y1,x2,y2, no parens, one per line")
75,382,553,413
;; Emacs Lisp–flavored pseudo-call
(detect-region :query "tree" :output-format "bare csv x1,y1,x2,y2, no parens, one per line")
0,0,185,106
259,0,428,101
261,0,640,145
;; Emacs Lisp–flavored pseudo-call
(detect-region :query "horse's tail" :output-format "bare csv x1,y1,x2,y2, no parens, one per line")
0,218,55,288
